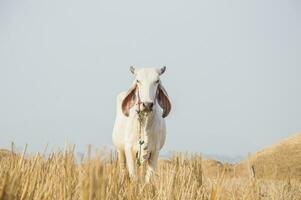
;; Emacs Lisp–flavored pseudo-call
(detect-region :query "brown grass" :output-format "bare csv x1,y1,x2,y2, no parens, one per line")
235,133,301,182
0,141,301,200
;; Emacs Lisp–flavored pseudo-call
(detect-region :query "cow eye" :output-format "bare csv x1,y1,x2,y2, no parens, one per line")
136,80,141,84
155,80,159,84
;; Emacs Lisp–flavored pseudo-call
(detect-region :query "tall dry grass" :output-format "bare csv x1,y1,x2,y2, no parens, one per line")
0,145,300,200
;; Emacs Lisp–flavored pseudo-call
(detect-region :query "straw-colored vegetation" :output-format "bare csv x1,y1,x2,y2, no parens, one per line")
0,134,300,200
236,133,301,181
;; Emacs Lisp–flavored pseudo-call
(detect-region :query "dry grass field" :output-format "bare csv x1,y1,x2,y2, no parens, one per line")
235,133,301,182
0,134,300,200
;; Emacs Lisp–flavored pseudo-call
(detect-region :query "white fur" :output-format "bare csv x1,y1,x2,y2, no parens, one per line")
112,68,169,182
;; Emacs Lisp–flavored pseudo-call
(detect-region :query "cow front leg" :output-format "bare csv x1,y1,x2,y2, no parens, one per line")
117,150,126,169
125,144,137,180
145,150,159,183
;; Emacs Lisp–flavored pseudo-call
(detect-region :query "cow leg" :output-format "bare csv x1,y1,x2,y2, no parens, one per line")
117,150,128,181
118,150,127,173
125,144,137,180
145,150,159,183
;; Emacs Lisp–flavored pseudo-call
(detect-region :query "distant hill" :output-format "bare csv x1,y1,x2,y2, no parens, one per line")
204,154,244,164
159,151,244,164
235,133,301,181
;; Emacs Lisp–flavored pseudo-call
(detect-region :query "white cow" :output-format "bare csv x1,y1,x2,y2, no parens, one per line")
112,66,171,182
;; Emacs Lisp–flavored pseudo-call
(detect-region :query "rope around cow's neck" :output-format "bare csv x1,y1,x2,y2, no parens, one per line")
136,109,146,166
136,89,147,166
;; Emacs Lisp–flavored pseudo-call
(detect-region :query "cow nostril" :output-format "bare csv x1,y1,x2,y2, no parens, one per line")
143,102,154,110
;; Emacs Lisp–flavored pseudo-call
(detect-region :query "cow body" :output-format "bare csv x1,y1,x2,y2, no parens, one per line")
112,67,171,182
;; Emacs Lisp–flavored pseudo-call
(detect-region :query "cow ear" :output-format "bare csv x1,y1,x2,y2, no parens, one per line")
156,84,171,118
121,83,137,117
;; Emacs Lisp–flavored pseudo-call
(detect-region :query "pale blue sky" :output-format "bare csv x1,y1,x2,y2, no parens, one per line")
0,0,300,157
